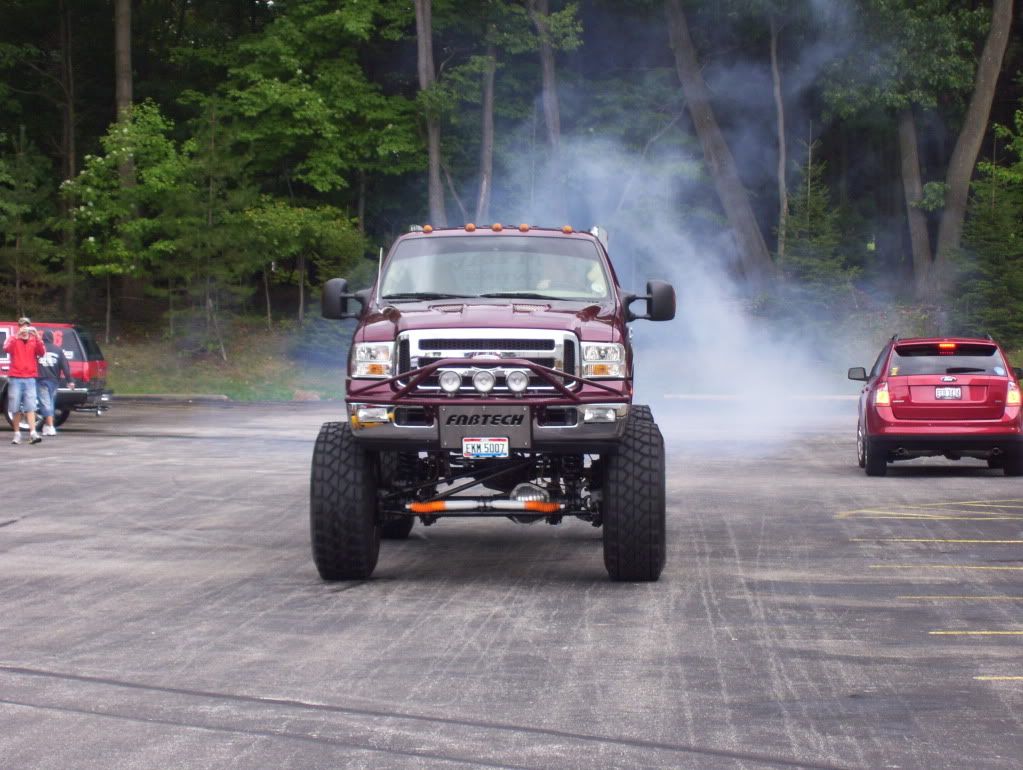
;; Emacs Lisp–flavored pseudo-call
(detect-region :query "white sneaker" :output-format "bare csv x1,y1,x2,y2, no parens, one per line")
42,425,56,436
29,432,41,444
11,432,21,445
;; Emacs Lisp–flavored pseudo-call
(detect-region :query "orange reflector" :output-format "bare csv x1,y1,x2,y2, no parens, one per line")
465,223,476,232
422,224,433,233
518,223,529,232
410,501,447,513
589,363,613,377
492,223,503,231
524,501,562,514
364,363,387,376
561,225,573,234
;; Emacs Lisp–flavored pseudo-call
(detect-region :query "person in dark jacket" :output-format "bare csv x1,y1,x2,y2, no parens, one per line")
36,329,73,436
3,322,45,444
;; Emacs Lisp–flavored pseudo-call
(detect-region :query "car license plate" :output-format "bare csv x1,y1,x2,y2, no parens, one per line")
462,437,509,459
935,386,962,400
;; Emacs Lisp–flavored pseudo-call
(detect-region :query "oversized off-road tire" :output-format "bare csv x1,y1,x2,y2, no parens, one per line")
601,415,666,582
856,422,867,468
1002,448,1023,477
863,436,887,477
310,421,380,580
377,451,415,539
632,404,654,422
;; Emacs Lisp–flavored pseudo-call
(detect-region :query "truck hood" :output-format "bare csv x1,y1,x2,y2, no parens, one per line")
356,299,621,343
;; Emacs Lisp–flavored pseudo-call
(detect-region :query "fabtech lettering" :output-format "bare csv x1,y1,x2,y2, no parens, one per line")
445,414,525,426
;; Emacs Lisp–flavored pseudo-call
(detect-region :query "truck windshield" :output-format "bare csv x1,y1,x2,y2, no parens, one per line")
379,236,611,301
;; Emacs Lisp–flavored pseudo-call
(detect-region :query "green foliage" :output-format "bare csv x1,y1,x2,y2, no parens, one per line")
955,112,1023,348
776,143,860,314
0,128,54,314
823,0,988,117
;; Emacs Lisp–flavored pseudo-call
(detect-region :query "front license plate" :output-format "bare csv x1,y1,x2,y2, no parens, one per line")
935,386,962,400
439,405,531,449
462,437,509,459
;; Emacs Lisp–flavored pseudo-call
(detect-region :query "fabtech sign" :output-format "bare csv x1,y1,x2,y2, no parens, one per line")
445,413,525,426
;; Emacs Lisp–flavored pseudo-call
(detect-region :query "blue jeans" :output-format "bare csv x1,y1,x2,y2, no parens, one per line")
37,379,58,418
7,377,38,415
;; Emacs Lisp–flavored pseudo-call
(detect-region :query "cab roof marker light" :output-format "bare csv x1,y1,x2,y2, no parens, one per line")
465,223,476,232
561,225,573,234
518,223,529,232
875,382,891,406
422,224,433,233
491,223,503,232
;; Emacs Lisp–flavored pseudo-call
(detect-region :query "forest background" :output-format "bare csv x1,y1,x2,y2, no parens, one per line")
2,0,1022,398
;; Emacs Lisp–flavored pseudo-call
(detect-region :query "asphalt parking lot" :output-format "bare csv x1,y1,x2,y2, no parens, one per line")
1,400,1021,769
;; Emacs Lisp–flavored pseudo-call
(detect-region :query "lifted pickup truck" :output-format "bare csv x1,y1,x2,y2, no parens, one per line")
312,224,675,581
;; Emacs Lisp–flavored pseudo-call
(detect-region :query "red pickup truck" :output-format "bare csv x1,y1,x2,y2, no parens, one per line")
311,224,675,582
1,321,112,428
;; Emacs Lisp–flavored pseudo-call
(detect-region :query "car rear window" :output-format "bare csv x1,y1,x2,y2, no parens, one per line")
890,343,1007,376
75,328,105,361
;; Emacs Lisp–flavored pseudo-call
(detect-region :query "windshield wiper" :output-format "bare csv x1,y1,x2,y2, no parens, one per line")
381,292,475,301
476,291,571,300
946,366,987,374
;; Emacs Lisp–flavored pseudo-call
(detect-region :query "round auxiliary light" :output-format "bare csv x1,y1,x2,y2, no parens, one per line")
506,370,530,393
439,370,463,394
472,370,496,393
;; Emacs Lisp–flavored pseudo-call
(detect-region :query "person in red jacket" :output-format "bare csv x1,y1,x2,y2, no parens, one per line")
4,320,45,444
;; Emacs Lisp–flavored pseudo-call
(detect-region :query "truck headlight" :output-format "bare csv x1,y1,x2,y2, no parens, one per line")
581,342,626,378
351,342,395,378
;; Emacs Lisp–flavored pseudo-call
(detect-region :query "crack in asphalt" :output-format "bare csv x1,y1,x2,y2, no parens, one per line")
0,664,854,770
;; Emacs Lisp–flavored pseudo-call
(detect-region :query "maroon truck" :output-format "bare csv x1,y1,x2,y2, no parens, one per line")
312,224,675,581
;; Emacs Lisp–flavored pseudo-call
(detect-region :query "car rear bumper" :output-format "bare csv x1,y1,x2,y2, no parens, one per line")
55,386,112,412
871,434,1023,453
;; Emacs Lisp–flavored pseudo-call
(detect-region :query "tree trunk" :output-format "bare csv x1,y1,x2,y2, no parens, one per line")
665,0,775,289
528,0,565,221
357,170,366,234
769,15,788,258
59,0,77,315
932,0,1013,296
475,45,497,223
263,267,273,331
114,0,132,120
414,0,446,226
896,107,933,299
298,252,305,326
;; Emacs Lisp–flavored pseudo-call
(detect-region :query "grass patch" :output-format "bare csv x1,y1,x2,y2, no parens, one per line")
105,327,347,401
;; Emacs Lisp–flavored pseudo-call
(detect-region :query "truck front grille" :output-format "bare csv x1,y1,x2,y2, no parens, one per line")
397,329,578,394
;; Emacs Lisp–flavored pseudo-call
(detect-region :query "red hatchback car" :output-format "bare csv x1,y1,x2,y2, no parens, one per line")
849,336,1023,476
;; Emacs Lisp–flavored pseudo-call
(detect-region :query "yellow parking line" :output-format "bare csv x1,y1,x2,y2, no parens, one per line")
899,595,1023,601
871,564,1023,571
975,676,1023,681
906,499,1023,508
854,538,1023,543
930,631,1023,636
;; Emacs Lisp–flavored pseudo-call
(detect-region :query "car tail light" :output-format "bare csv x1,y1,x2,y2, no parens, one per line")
875,382,891,406
1008,381,1021,406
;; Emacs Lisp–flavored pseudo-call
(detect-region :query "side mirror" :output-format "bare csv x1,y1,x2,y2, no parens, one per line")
624,280,676,322
321,278,367,320
848,367,868,382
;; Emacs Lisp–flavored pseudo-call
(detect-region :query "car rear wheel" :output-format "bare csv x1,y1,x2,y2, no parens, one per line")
601,414,666,582
310,421,381,580
863,436,887,477
54,409,71,427
856,422,866,468
1002,449,1023,477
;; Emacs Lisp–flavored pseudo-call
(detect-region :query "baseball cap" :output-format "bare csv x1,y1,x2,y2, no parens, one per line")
17,317,31,326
